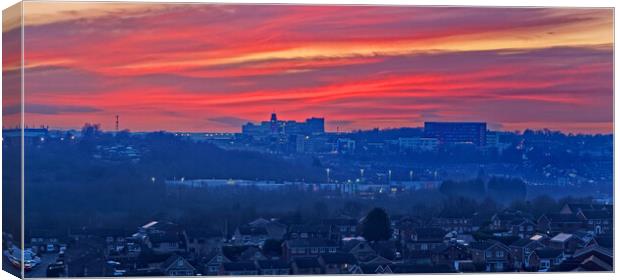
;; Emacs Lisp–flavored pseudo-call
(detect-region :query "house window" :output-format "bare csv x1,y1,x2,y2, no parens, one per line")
311,248,319,254
421,244,428,251
496,251,504,258
329,248,336,253
486,251,492,258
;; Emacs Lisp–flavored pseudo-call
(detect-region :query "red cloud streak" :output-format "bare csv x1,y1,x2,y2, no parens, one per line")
9,4,613,133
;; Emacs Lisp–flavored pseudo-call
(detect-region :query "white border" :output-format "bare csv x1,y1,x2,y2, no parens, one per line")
0,0,617,280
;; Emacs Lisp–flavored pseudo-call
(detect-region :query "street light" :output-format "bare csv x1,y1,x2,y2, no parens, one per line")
326,168,331,183
388,170,392,184
151,177,156,184
409,170,414,182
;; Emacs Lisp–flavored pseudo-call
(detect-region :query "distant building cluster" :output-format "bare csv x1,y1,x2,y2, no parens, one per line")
242,113,325,139
236,114,500,155
423,122,487,147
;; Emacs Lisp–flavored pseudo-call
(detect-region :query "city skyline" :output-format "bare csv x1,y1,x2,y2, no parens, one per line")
11,115,614,136
4,3,614,133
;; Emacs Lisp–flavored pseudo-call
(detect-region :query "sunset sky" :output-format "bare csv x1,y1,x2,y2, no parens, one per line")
4,3,614,133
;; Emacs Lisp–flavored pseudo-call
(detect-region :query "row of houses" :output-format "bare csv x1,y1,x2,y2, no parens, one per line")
101,226,612,276
26,202,612,276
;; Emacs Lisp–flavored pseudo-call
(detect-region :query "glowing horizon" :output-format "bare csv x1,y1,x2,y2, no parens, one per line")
3,3,613,134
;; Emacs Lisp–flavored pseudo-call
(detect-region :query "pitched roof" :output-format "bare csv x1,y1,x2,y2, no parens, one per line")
552,247,613,272
363,255,393,265
550,233,574,243
360,264,392,274
204,251,230,264
346,240,377,255
236,225,268,236
529,234,547,242
145,221,183,232
160,255,195,271
573,245,613,259
469,240,508,251
579,255,613,271
248,218,271,226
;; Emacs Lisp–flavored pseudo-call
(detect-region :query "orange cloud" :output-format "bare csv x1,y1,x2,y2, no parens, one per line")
9,4,613,134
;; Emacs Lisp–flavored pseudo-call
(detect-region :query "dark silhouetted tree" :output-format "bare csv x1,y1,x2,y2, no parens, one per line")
360,208,391,242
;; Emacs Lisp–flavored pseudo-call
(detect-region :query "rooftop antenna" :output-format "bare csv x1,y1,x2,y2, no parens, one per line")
115,115,119,131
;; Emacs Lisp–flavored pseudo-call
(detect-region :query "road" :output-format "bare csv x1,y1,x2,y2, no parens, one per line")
3,251,58,278
25,252,59,278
